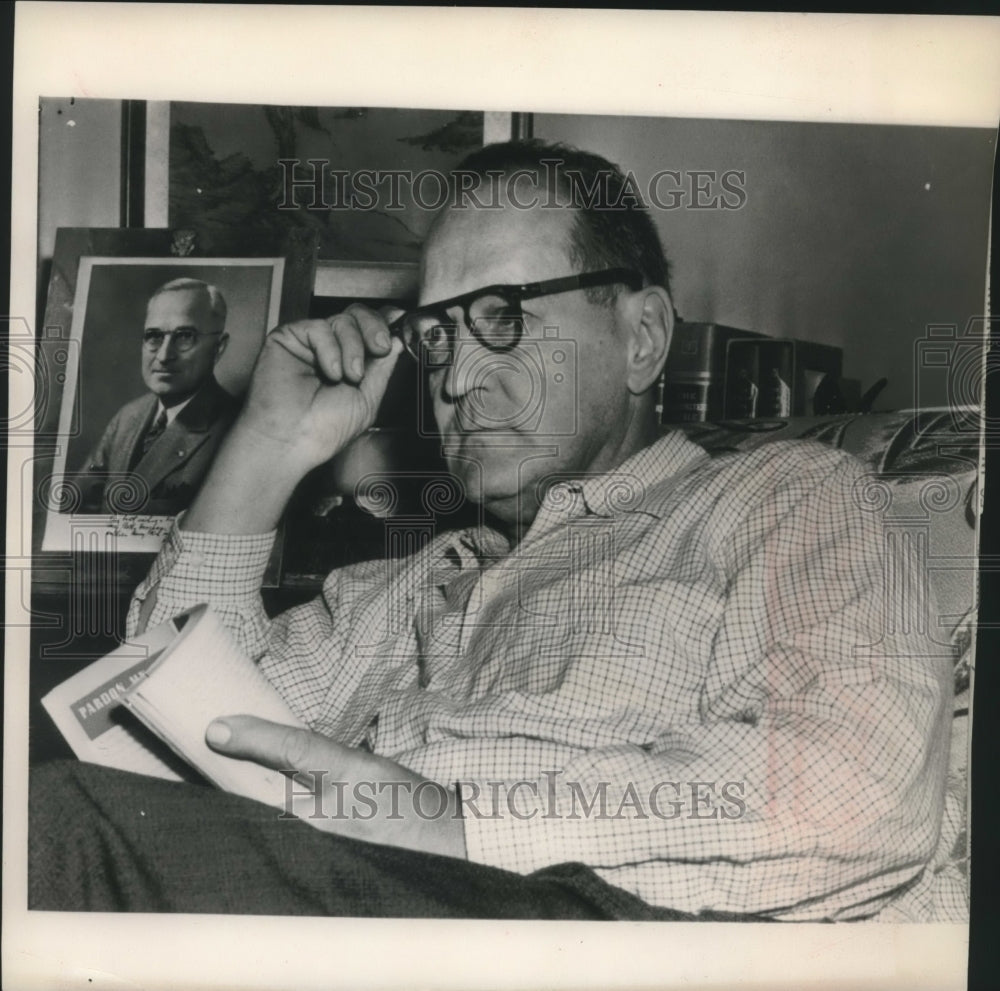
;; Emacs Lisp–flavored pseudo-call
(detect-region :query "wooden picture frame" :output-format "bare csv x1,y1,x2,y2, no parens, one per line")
32,227,316,590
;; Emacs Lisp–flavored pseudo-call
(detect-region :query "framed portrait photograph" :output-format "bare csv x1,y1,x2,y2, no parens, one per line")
30,226,316,588
42,255,284,550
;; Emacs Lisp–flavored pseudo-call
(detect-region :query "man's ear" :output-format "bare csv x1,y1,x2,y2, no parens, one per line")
622,286,673,396
214,332,230,364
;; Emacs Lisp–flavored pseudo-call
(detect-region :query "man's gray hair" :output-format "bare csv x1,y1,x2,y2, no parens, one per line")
150,277,227,329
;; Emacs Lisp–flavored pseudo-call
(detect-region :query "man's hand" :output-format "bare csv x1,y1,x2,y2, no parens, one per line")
206,715,468,860
183,304,404,534
238,305,404,472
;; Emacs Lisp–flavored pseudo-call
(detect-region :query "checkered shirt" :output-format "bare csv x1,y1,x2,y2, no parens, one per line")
128,432,953,920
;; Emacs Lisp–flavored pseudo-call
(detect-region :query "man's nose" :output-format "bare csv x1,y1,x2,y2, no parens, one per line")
153,333,180,361
440,345,478,401
441,309,503,400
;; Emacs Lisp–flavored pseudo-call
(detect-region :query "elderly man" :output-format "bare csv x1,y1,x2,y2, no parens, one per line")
74,277,240,515
30,141,951,921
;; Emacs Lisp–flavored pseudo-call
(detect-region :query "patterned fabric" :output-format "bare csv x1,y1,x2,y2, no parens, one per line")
675,407,980,476
128,430,954,921
677,408,977,922
676,410,979,688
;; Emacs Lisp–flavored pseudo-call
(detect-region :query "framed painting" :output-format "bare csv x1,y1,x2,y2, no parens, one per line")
159,103,503,265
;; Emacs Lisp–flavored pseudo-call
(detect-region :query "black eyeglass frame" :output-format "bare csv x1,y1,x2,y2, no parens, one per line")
388,267,644,360
141,328,224,353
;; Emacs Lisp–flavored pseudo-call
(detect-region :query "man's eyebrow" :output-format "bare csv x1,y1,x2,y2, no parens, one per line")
143,324,200,333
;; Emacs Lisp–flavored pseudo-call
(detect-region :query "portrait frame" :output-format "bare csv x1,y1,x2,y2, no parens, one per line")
31,226,317,589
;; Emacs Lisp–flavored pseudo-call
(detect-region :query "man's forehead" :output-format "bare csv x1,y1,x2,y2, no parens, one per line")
420,197,577,302
145,288,210,323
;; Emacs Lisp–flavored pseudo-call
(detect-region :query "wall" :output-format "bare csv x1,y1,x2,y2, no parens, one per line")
38,98,121,261
36,103,995,411
37,98,122,325
535,114,995,410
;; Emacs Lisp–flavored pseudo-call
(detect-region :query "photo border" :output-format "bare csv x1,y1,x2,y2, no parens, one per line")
40,254,284,552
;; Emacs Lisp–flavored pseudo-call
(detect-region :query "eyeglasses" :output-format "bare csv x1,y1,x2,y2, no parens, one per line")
142,328,222,353
389,267,643,366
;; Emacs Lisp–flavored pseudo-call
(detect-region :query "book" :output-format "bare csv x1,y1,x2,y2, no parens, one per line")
724,338,843,418
659,322,766,423
41,603,307,810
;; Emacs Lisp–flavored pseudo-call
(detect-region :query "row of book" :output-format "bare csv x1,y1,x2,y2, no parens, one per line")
658,321,846,423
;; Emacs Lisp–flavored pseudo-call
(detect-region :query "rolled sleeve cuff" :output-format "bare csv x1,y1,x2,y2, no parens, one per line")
154,519,277,599
128,515,277,635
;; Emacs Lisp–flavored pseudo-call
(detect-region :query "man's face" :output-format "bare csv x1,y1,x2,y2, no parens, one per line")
420,196,636,527
141,288,225,404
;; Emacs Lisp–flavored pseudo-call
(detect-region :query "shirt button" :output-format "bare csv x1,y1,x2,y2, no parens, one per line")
176,449,186,458
187,552,206,569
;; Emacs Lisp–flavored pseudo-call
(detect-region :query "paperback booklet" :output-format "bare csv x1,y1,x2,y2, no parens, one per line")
41,603,307,810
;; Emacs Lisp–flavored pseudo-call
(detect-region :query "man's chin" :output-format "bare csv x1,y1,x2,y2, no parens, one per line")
444,455,543,519
145,378,176,394
145,379,192,402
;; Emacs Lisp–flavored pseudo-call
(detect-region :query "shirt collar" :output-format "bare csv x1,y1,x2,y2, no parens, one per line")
158,393,196,426
443,431,710,564
572,430,710,520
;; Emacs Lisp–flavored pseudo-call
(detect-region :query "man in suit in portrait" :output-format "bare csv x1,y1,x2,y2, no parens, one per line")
76,277,241,516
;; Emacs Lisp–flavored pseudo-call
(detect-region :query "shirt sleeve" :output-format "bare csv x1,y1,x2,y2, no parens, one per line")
459,453,954,920
126,518,277,660
125,518,378,727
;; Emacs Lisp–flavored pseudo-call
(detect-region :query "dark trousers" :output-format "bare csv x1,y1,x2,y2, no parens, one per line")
30,761,760,920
